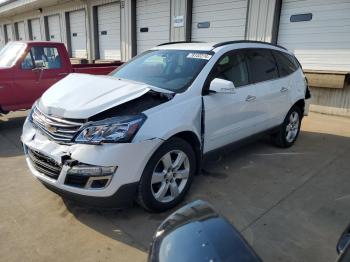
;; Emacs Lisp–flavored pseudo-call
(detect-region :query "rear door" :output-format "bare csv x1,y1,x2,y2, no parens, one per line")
270,50,300,125
203,50,260,153
245,48,280,131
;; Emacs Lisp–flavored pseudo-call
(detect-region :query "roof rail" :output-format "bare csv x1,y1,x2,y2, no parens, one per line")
158,41,204,46
212,40,287,50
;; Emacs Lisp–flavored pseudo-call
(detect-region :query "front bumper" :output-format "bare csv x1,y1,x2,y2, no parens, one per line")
21,118,163,205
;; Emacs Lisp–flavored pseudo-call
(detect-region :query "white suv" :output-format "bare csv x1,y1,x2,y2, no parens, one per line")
22,41,311,212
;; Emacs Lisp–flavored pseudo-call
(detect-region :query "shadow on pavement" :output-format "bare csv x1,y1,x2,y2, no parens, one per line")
0,114,27,157
60,130,350,262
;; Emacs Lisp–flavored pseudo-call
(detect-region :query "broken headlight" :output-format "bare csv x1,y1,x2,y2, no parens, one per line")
75,114,146,144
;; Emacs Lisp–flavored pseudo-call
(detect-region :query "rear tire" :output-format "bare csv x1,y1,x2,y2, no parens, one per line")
137,137,196,212
271,106,302,148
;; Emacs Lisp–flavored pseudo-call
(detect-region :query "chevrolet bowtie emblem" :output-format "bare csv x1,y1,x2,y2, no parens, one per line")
46,124,57,133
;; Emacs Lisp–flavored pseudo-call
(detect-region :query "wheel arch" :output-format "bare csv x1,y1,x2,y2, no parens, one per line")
293,99,305,115
167,131,202,175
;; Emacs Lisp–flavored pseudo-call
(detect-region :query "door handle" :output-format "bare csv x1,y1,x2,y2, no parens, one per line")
58,73,69,76
280,87,289,93
246,95,256,102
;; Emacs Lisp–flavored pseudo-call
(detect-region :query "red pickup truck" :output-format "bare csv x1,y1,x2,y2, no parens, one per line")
0,41,122,114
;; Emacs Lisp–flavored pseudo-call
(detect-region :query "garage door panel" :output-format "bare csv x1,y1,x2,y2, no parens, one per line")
17,22,25,40
193,1,247,13
69,10,87,59
137,31,170,40
48,15,61,42
282,0,349,9
98,3,121,60
6,25,13,42
278,0,350,71
30,19,41,40
193,11,247,22
136,0,170,54
192,0,247,42
137,13,169,21
193,0,245,7
136,17,170,26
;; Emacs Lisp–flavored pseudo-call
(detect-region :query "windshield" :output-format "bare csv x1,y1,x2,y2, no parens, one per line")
0,42,26,68
111,50,213,93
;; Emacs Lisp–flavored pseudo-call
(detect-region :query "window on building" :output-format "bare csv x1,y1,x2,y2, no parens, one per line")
245,49,279,83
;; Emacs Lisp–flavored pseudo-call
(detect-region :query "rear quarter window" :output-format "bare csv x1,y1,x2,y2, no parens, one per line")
273,50,299,77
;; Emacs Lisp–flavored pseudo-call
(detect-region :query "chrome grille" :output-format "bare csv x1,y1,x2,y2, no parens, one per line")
31,106,85,143
27,148,62,180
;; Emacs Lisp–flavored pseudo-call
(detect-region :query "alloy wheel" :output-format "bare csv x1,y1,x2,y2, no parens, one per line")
285,111,300,143
151,150,190,203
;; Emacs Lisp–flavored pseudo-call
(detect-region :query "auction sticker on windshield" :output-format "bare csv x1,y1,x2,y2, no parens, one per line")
187,53,212,60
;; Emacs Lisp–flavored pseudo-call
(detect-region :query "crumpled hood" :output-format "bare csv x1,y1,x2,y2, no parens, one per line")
38,73,152,119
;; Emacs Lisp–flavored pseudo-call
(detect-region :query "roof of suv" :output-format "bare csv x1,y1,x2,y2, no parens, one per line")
154,40,287,52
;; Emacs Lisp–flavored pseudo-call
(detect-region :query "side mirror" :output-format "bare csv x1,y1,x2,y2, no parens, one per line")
209,78,236,94
148,200,261,262
337,225,350,255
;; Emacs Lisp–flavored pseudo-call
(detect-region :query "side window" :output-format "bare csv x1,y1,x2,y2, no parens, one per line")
31,46,62,69
213,52,249,87
21,51,34,69
246,49,279,83
273,50,298,77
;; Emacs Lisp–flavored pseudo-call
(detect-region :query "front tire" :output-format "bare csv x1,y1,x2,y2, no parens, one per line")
137,137,196,212
272,106,302,148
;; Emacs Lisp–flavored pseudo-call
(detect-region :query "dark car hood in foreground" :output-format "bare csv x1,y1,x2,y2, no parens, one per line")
149,200,261,262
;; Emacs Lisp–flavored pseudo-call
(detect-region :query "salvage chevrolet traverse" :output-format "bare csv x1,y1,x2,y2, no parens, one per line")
22,41,311,211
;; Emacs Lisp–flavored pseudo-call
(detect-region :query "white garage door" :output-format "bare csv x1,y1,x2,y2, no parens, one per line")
30,18,42,40
48,15,62,42
5,24,13,42
69,10,87,58
136,0,170,54
191,0,248,42
278,0,350,71
97,3,121,60
16,22,25,40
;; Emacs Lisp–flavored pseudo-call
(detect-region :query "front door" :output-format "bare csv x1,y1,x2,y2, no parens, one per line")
203,51,261,153
14,46,67,107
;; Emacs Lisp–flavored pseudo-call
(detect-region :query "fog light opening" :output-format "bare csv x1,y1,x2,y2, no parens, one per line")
65,164,117,189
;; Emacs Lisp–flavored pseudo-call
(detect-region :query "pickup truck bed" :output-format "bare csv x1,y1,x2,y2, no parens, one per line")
72,62,124,75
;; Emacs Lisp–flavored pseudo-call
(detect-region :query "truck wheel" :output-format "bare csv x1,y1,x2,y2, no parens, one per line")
271,106,302,148
137,137,196,212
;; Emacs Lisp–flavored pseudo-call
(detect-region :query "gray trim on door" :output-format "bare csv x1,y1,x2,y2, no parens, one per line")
244,0,250,39
185,0,193,41
65,12,72,57
271,0,282,44
14,22,19,40
131,0,137,57
92,5,100,60
44,16,50,41
4,24,8,43
28,20,33,40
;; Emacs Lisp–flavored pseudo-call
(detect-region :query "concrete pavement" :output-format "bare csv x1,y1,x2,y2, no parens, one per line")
0,111,349,262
